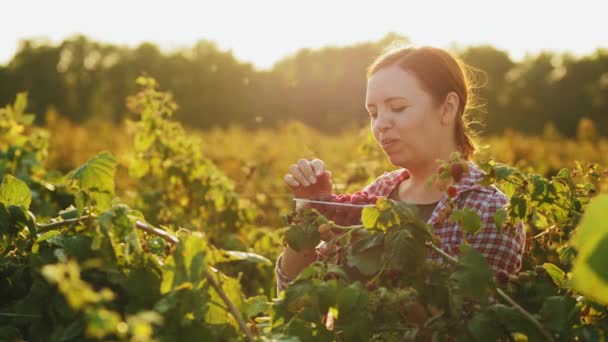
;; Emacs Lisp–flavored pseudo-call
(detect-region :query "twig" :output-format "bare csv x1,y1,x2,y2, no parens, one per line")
425,242,458,264
36,215,96,233
206,268,255,342
425,241,556,342
135,220,179,245
527,224,558,241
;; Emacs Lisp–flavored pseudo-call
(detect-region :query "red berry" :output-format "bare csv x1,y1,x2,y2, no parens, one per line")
366,281,377,291
496,270,509,286
451,164,464,182
351,195,364,204
368,195,378,204
384,268,401,279
447,186,458,198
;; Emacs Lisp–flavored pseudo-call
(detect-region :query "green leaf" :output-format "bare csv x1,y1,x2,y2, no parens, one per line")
493,164,516,180
543,263,567,289
494,208,507,232
571,194,608,304
243,295,269,317
66,152,117,211
13,92,27,114
450,208,482,234
450,244,494,303
336,282,366,313
284,224,320,252
284,280,317,312
0,175,31,209
75,191,86,216
346,243,384,277
488,304,544,341
532,210,549,229
467,312,502,341
383,227,426,273
362,206,380,229
33,229,63,253
539,296,578,334
510,196,528,220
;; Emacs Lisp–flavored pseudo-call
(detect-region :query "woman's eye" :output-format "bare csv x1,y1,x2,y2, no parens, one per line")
392,106,407,113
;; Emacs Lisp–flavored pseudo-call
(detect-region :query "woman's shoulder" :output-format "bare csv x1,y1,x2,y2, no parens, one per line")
362,168,409,197
453,161,509,210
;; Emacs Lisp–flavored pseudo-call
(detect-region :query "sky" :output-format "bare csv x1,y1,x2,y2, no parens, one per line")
2,0,607,70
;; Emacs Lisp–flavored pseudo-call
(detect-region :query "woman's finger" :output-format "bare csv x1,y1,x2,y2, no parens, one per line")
284,173,300,187
310,159,326,176
297,159,317,184
289,164,310,186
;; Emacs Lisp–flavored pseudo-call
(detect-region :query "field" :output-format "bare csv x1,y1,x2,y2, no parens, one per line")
1,79,608,341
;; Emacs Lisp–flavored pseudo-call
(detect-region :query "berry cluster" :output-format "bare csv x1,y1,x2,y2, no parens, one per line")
308,191,379,225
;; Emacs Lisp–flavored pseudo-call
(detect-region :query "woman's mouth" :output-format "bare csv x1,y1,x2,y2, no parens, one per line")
381,139,399,149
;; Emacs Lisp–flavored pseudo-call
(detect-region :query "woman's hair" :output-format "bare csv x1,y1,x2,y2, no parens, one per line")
366,46,481,160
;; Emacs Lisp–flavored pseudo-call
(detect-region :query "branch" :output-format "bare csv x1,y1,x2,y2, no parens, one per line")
425,241,555,342
134,220,178,245
36,215,96,233
527,224,558,241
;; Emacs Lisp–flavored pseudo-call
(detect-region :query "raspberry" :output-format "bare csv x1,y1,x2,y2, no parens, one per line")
351,195,364,204
451,163,465,182
368,195,378,204
366,281,377,291
447,186,458,198
384,268,401,279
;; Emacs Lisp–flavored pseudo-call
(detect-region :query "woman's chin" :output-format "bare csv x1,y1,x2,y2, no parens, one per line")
386,154,408,167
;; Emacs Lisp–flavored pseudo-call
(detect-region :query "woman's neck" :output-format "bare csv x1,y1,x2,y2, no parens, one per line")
397,153,459,204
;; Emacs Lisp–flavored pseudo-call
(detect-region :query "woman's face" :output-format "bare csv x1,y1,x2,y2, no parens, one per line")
365,65,453,169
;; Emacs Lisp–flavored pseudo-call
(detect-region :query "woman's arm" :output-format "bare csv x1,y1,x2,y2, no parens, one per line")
275,245,318,294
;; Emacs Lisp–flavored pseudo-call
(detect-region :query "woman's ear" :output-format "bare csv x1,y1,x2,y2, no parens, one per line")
439,92,460,126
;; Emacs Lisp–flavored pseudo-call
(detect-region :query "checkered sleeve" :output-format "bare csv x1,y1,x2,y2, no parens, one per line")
466,190,525,274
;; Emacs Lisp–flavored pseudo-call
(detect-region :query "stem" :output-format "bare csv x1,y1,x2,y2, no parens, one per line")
425,241,556,342
134,220,179,245
496,288,555,342
37,215,96,233
0,312,42,318
425,242,458,265
206,269,254,342
527,224,558,241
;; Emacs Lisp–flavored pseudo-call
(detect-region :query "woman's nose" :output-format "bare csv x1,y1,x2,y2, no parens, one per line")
375,112,393,132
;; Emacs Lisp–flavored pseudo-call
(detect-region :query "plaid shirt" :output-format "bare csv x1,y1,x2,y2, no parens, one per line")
276,161,526,294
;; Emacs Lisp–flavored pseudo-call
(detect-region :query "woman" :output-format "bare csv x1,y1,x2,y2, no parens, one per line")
276,46,525,294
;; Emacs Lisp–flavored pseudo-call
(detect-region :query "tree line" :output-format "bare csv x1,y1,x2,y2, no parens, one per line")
1,33,606,136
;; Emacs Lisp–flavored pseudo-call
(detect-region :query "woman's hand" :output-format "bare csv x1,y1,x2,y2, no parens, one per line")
284,159,333,199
